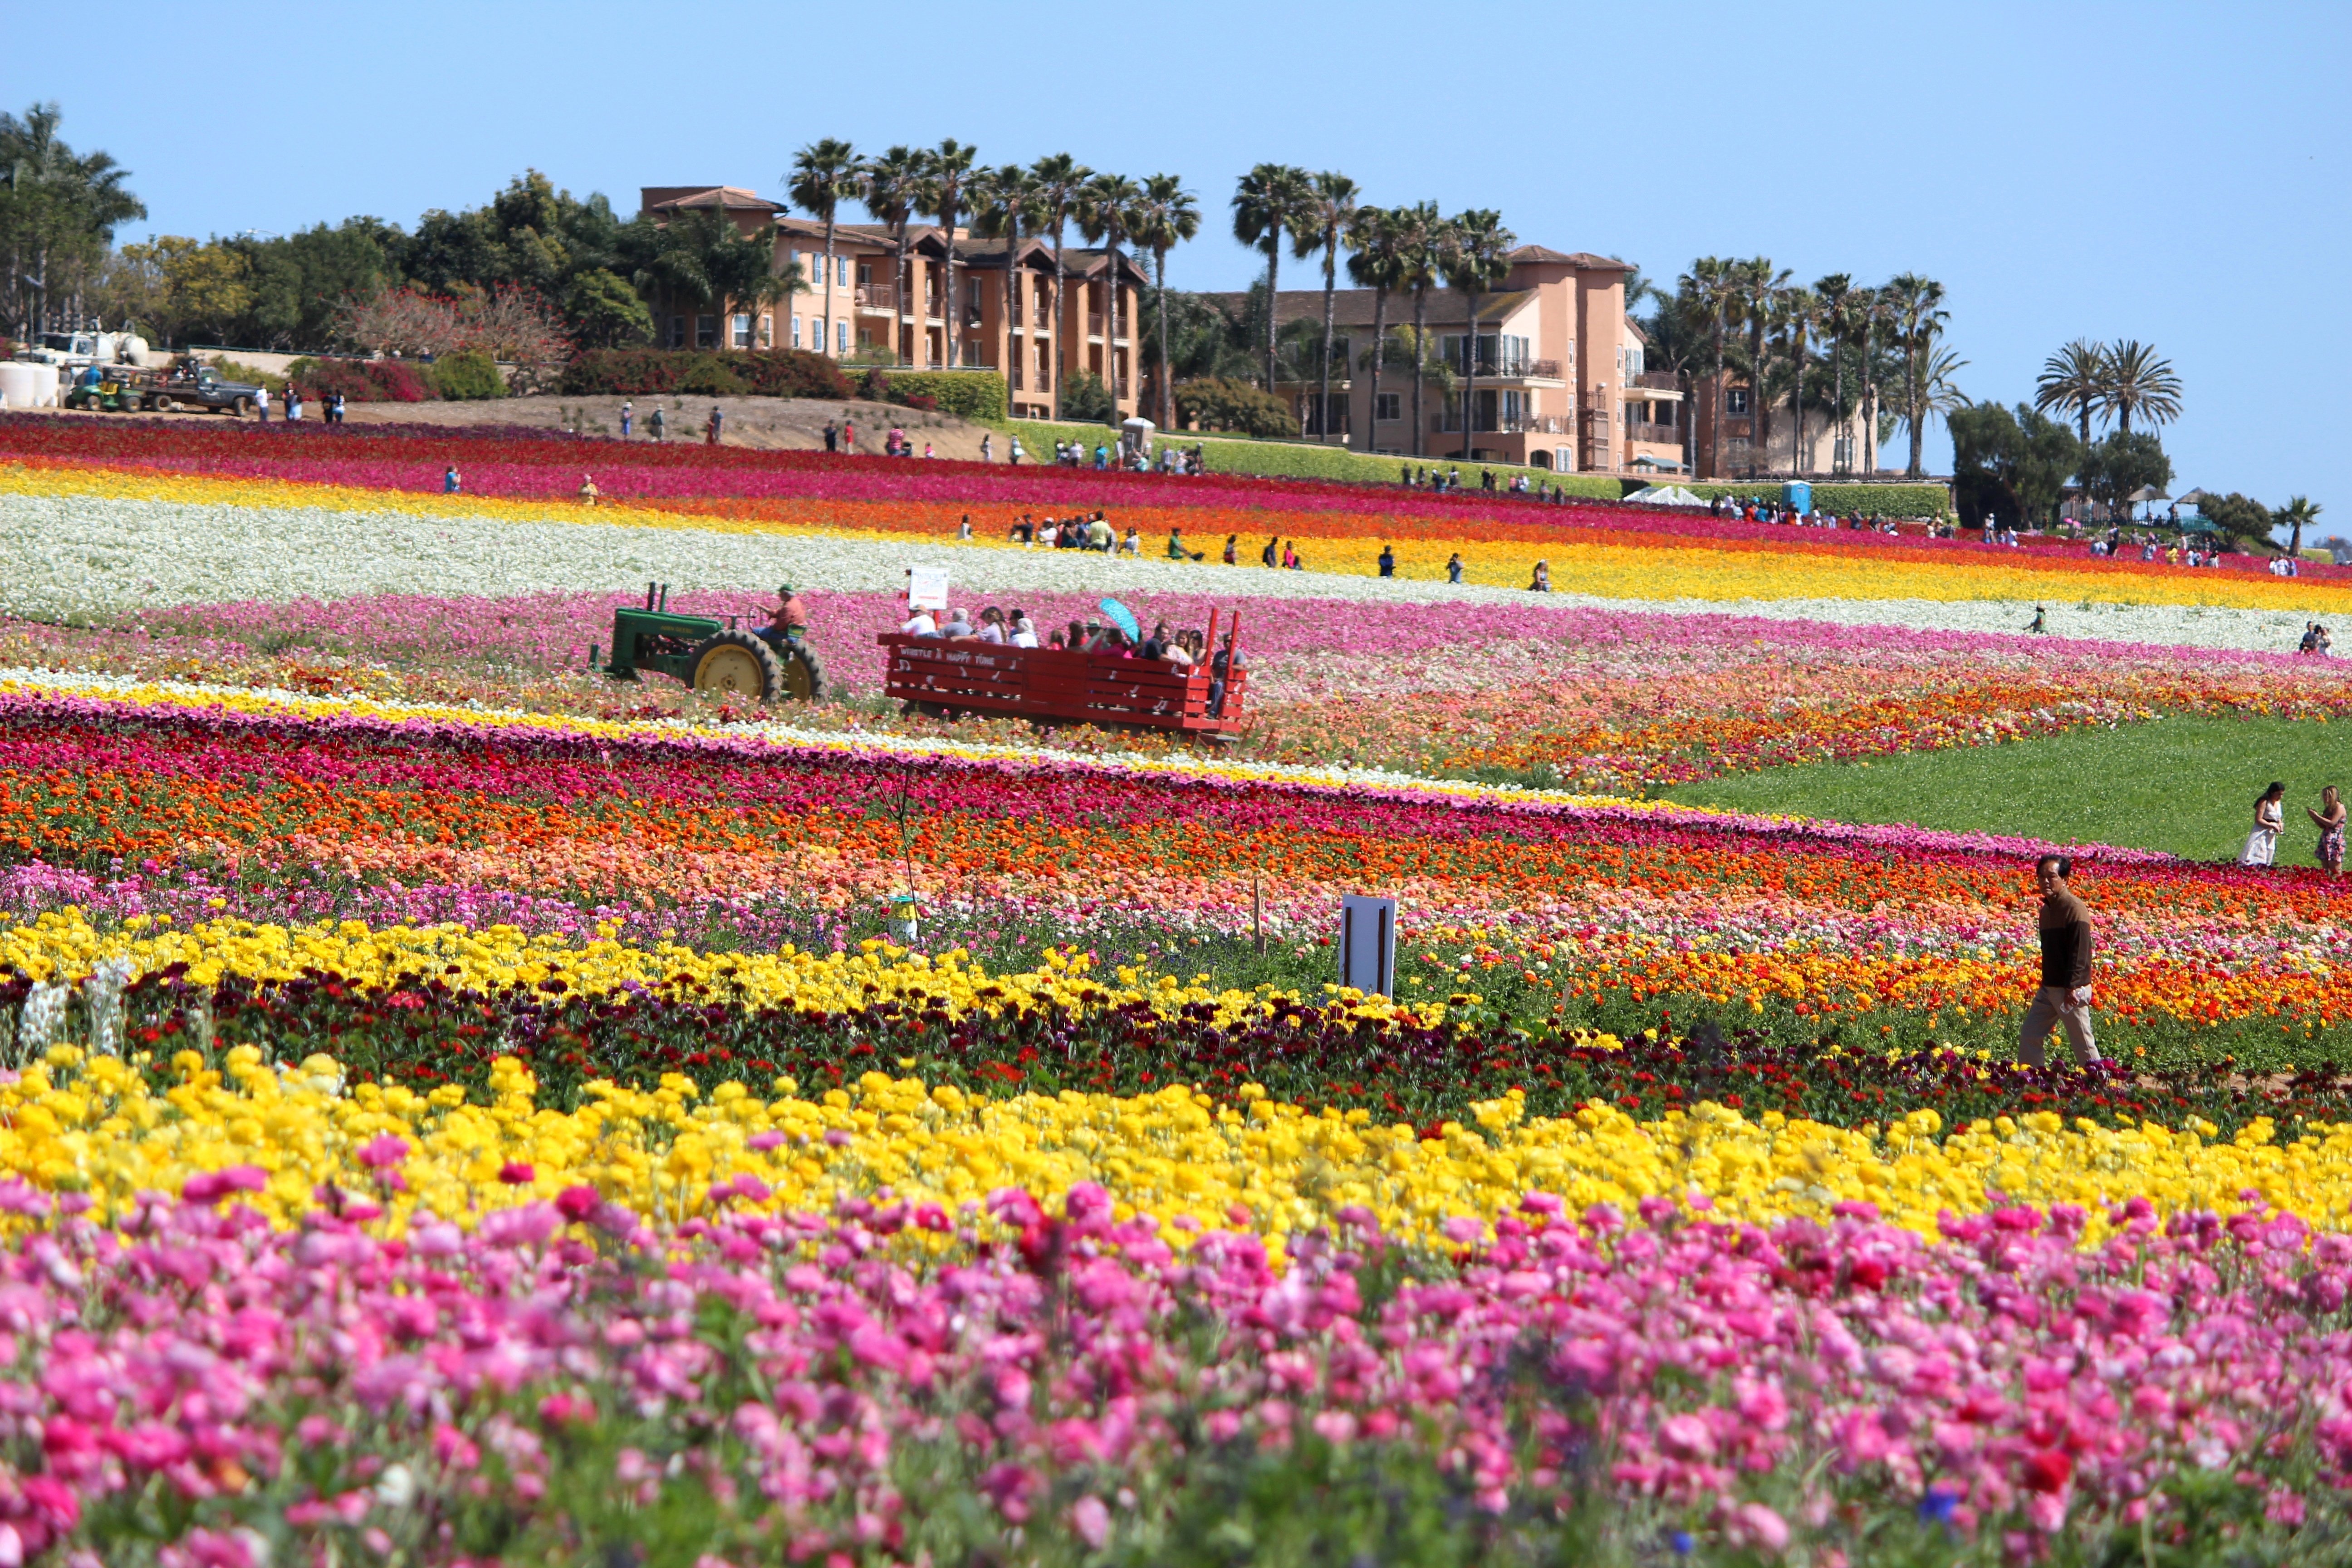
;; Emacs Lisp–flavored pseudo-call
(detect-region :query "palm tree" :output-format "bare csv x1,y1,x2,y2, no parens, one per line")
1230,163,1313,395
1858,285,1900,475
1679,257,1742,479
1027,153,1092,420
0,102,147,337
921,140,978,368
1076,172,1142,415
1777,285,1823,474
969,165,1041,401
1883,272,1948,478
2033,339,2109,447
1813,274,1858,472
1392,203,1444,459
1641,286,1710,476
1344,206,1405,455
1897,344,1971,461
1126,173,1199,430
2101,339,2182,433
858,146,927,365
1734,258,1791,471
2276,495,2323,559
1441,209,1516,463
788,138,860,360
1293,171,1359,442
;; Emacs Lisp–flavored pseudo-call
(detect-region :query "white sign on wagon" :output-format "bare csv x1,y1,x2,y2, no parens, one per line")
906,566,951,611
1338,895,1397,998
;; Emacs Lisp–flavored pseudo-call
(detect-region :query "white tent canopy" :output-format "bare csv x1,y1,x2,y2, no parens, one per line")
1622,484,1706,507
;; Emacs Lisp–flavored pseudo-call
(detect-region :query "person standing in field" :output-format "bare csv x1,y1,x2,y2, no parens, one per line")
649,405,667,442
2310,785,2347,875
1446,552,1464,584
2243,782,2287,867
620,400,633,439
2019,855,2102,1068
443,465,461,495
707,405,724,445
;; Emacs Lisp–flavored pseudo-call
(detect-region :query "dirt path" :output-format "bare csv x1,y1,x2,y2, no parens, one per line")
337,393,994,456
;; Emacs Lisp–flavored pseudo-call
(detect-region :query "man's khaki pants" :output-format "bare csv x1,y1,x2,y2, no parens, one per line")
2019,986,2100,1068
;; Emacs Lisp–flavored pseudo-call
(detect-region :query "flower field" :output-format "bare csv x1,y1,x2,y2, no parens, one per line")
3,416,2352,1563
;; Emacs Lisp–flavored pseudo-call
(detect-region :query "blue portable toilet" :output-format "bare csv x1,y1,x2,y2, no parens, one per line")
1782,480,1813,517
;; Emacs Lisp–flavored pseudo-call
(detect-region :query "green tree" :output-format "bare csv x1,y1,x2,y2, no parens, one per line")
1027,153,1093,419
1950,402,2082,529
968,164,1042,396
1440,210,1515,462
2081,430,2173,519
1076,172,1142,407
2102,338,2182,433
1392,202,1444,459
1230,164,1313,394
1345,206,1406,456
1295,171,1358,441
923,140,978,366
788,138,861,362
0,102,145,338
1639,284,1712,475
1735,258,1791,463
1774,284,1823,473
2275,495,2323,558
1812,274,1861,473
1884,272,1950,477
115,236,249,346
2033,338,2108,447
859,146,929,365
563,268,654,350
1679,256,1742,477
1126,173,1199,430
2193,490,2273,551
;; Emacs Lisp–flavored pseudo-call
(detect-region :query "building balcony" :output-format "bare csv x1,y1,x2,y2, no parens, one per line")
1627,420,1681,445
1433,413,1574,435
1449,357,1563,382
854,285,898,312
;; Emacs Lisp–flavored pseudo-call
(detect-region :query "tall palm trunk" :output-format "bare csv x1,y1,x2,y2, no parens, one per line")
1792,333,1808,476
1905,336,1925,478
1410,285,1431,459
1746,315,1770,474
820,220,838,360
1362,285,1388,455
1154,245,1174,430
1050,238,1068,421
1459,292,1480,462
1830,337,1845,473
941,206,962,368
1105,239,1122,413
1709,322,1726,480
1005,240,1026,412
893,228,911,366
1317,242,1338,442
1262,225,1284,393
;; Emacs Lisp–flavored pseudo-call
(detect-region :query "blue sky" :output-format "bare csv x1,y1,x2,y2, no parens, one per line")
6,0,2345,504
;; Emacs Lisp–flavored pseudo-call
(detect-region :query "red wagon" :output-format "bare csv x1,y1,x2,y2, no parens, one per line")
879,608,1250,736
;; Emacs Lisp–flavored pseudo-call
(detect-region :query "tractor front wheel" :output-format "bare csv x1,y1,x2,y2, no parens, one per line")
689,630,785,703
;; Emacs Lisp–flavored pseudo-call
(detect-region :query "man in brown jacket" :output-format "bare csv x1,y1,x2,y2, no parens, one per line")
2020,855,2102,1068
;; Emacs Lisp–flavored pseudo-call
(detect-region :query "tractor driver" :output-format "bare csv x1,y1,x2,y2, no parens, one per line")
764,583,810,646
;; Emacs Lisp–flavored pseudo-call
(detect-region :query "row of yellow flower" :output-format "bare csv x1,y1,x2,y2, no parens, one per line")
5,1047,2341,1259
14,459,2346,613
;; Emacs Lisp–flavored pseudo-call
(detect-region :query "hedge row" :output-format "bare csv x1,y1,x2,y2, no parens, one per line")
556,348,852,400
880,371,1006,423
1672,480,1953,519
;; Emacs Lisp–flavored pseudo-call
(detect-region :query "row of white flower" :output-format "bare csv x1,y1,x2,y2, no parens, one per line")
6,492,2326,656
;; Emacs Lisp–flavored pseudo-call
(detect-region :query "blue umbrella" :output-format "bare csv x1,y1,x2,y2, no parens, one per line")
1096,598,1141,641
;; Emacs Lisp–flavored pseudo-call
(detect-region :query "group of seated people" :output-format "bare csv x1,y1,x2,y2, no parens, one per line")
895,607,1242,710
1007,511,1132,552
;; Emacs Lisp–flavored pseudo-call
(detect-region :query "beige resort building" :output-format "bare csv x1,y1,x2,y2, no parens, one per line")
639,186,1146,423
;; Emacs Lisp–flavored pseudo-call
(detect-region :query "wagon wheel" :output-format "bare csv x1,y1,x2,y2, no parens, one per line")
688,630,784,703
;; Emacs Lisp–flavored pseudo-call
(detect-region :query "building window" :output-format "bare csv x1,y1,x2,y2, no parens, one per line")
838,256,851,287
790,315,802,349
758,313,772,348
1728,436,1752,456
1375,392,1400,422
667,315,686,349
1726,387,1751,415
731,313,753,349
857,262,872,287
837,320,850,355
696,315,718,349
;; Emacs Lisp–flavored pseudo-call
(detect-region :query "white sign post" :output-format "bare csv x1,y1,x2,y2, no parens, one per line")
1338,895,1397,997
906,566,950,612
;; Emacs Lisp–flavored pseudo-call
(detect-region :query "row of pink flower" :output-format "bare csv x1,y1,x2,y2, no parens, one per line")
93,587,2352,701
0,1184,2337,1563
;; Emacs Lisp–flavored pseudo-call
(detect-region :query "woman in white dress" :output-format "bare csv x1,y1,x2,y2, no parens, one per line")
2242,781,2288,867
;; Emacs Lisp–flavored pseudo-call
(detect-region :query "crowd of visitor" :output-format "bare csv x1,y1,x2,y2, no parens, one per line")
894,600,1242,712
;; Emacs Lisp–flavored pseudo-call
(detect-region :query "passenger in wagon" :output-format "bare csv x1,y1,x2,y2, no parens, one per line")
1009,611,1039,648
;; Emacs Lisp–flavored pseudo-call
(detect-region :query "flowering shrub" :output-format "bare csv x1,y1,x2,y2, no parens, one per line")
284,356,438,402
556,348,851,400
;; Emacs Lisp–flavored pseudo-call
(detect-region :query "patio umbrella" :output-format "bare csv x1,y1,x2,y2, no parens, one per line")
1097,598,1141,641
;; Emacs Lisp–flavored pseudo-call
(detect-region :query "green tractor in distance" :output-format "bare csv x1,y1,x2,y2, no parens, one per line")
594,583,824,704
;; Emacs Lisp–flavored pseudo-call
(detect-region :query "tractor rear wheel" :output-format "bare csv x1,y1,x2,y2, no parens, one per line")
777,642,824,701
688,630,785,702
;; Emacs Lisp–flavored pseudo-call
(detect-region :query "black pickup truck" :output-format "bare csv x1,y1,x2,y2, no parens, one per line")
146,365,263,416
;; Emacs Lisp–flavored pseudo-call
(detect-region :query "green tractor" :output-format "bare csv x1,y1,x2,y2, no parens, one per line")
593,583,825,703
